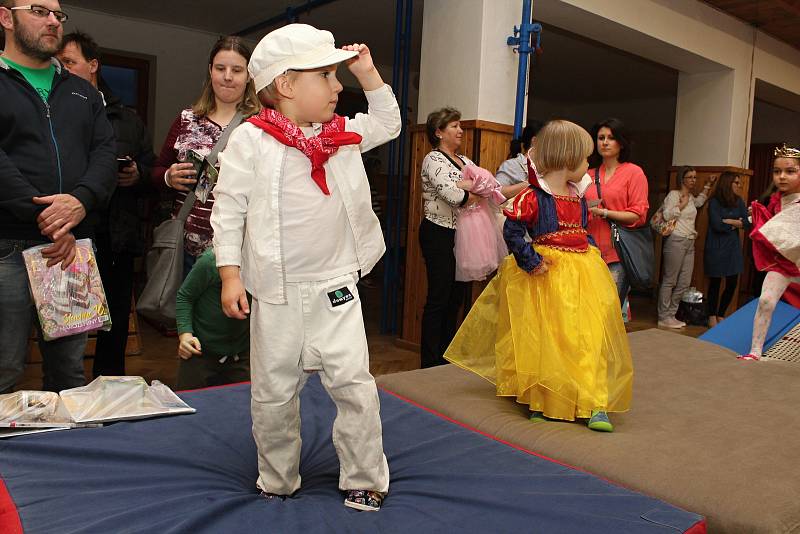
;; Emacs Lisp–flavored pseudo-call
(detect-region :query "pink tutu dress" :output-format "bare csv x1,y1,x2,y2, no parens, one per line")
454,165,509,281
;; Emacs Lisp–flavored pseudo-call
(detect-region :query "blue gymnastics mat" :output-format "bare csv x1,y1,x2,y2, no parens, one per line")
700,297,800,355
0,375,703,534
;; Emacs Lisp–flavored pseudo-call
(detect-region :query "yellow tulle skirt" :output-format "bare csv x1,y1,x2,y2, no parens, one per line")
444,246,633,421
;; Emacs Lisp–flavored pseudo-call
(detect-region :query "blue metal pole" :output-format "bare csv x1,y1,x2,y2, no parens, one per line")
508,0,534,139
390,0,413,334
381,0,406,333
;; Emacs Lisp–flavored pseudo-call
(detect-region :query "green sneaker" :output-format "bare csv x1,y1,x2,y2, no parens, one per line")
529,411,546,421
587,410,614,432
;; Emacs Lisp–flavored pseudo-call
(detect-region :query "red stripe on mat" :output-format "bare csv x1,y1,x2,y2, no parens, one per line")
0,474,23,534
685,519,707,534
378,385,707,534
176,380,251,394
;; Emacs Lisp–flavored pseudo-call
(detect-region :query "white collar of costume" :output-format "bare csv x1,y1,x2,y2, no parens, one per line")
532,163,592,198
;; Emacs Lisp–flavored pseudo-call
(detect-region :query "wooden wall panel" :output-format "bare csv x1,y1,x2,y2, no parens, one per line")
400,121,513,348
400,129,433,348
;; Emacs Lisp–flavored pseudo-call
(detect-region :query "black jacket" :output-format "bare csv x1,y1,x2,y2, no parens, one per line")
100,87,157,255
0,56,116,241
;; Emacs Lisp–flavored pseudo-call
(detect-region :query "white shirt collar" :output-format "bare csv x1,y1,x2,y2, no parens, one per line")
535,170,592,198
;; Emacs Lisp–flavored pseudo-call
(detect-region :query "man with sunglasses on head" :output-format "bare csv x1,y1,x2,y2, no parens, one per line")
0,0,116,394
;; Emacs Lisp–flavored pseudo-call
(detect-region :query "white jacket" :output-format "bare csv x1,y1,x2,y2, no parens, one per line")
211,84,401,304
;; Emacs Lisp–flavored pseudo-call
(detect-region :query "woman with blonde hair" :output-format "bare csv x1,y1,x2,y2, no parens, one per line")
445,120,633,432
153,35,260,276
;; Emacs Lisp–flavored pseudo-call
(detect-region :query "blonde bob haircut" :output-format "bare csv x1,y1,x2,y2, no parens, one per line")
532,120,594,175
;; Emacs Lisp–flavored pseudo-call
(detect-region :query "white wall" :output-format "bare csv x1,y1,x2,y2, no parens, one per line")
417,0,482,123
417,0,522,124
477,0,525,125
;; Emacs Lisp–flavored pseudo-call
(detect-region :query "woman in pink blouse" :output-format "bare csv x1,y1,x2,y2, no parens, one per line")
152,36,260,276
584,118,649,305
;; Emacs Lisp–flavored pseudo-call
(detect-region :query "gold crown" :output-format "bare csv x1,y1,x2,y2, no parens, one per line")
774,143,800,159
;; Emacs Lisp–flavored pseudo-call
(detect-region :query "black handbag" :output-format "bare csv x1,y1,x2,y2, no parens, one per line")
676,300,707,326
594,169,655,290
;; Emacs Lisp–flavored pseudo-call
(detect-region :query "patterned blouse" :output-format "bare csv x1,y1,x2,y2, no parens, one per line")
153,109,222,257
420,150,475,229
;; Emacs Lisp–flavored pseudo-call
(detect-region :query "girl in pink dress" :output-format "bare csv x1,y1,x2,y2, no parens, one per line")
454,165,508,281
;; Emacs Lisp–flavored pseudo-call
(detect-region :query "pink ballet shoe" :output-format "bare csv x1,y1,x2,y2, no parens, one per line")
737,353,760,361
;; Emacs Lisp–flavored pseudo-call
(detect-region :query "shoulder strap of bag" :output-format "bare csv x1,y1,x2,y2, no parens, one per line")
594,166,620,235
175,111,244,222
594,167,602,199
206,111,243,167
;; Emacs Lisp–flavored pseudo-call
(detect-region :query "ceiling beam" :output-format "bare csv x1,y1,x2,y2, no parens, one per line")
234,0,341,37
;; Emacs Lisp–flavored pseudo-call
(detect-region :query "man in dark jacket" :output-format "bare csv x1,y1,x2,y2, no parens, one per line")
0,0,116,393
58,30,156,377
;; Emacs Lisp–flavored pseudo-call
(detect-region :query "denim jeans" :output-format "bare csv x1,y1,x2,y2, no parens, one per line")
607,261,630,307
0,239,87,393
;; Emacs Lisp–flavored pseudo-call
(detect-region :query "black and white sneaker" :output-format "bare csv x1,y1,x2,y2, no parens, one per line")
344,490,383,511
260,491,286,501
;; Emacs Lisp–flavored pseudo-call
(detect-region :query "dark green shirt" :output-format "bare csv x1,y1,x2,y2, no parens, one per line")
175,249,250,357
3,57,55,101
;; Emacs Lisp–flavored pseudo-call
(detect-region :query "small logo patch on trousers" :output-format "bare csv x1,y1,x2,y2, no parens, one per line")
327,287,354,307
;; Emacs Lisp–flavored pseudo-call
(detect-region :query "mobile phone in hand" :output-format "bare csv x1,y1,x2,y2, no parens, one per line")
117,157,132,172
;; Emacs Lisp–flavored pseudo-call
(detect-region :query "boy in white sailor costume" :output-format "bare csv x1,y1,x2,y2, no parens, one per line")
210,24,400,511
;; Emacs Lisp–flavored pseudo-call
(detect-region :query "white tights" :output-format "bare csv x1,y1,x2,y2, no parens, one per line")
749,271,800,356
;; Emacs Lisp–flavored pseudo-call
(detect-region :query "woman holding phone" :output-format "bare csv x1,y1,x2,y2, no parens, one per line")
583,118,650,306
152,36,260,276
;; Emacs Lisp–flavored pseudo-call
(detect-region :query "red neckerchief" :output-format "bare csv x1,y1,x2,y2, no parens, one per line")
247,109,362,195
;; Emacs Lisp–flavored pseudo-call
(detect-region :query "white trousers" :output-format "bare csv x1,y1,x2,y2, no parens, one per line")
250,272,389,495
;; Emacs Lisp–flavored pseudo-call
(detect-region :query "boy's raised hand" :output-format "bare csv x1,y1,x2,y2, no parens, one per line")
343,43,382,91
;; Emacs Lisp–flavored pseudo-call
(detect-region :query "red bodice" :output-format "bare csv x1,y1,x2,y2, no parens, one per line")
505,189,589,253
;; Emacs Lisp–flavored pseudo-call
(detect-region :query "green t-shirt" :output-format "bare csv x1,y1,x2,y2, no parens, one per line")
3,57,55,101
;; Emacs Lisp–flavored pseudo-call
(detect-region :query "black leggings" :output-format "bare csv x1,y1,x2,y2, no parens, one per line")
707,275,739,317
